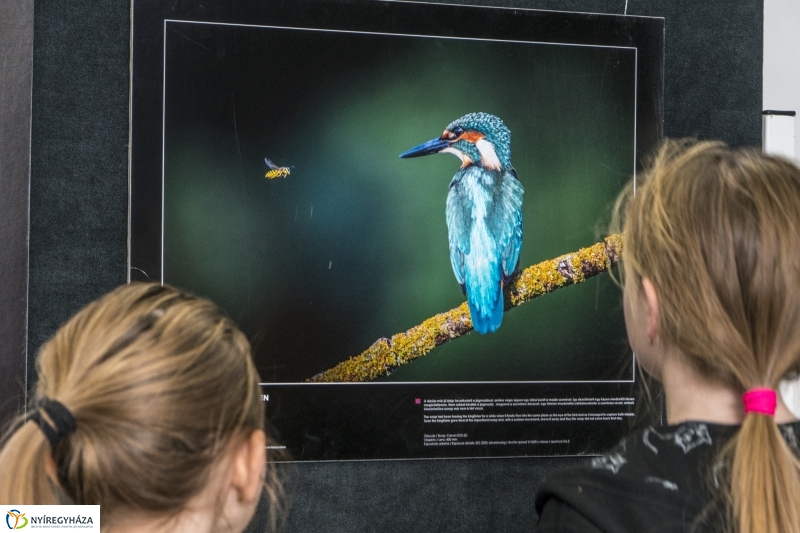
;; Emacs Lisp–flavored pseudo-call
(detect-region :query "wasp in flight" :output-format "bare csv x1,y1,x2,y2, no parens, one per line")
264,157,292,179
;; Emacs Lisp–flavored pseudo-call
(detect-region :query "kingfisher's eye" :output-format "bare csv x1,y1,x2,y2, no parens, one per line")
452,126,464,136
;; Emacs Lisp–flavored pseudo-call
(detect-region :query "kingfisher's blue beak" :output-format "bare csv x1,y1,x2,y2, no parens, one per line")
400,137,452,158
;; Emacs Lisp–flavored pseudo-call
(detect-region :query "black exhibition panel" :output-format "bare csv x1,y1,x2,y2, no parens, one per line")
0,1,33,426
25,0,762,532
129,0,663,463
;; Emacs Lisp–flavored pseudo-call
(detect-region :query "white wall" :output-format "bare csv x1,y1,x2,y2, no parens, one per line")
765,0,800,415
764,0,800,161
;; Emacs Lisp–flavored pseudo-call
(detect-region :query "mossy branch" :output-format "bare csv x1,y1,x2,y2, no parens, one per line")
308,234,623,383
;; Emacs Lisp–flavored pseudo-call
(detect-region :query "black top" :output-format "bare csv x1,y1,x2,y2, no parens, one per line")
535,420,800,533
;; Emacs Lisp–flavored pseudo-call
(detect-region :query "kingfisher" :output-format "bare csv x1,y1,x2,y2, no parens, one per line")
400,112,523,334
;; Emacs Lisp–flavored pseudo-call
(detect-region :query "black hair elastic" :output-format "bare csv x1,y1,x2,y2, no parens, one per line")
29,398,77,449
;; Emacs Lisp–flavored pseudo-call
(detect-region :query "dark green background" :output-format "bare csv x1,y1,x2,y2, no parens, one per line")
163,23,635,383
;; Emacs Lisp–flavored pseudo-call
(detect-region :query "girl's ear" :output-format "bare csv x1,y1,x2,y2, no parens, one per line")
231,430,267,505
220,430,267,533
641,278,660,343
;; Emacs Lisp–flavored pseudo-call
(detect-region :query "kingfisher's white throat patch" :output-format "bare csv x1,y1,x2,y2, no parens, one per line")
475,139,501,171
442,146,473,167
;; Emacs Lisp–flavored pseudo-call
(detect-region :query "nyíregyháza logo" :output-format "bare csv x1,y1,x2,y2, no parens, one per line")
6,510,28,529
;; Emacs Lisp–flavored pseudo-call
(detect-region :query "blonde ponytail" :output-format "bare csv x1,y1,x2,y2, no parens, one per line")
0,423,58,504
728,414,800,533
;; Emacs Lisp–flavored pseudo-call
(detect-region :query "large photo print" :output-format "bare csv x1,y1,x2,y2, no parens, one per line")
131,1,664,460
163,23,633,383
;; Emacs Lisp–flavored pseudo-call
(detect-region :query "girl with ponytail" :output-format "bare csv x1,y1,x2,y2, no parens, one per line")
0,283,284,532
536,140,800,533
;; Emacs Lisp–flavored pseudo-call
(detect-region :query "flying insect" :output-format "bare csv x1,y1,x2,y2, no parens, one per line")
264,157,293,179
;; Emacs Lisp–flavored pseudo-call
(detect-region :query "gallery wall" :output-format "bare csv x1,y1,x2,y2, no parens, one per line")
20,0,762,531
763,0,800,159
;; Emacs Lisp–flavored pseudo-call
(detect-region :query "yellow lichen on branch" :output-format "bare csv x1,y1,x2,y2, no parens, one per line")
308,234,623,383
309,303,473,383
505,233,622,308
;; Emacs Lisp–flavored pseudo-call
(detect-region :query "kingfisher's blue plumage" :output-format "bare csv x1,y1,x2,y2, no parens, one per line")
400,112,524,334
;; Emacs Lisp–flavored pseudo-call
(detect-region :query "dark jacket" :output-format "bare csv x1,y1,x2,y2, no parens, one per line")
535,420,800,533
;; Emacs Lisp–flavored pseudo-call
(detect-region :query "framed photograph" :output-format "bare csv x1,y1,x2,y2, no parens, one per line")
130,0,664,460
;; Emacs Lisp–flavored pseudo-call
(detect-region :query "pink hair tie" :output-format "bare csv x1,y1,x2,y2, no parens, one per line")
742,388,777,416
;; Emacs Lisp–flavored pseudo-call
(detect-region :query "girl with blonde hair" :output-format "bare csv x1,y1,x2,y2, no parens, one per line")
536,140,800,533
0,283,283,532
